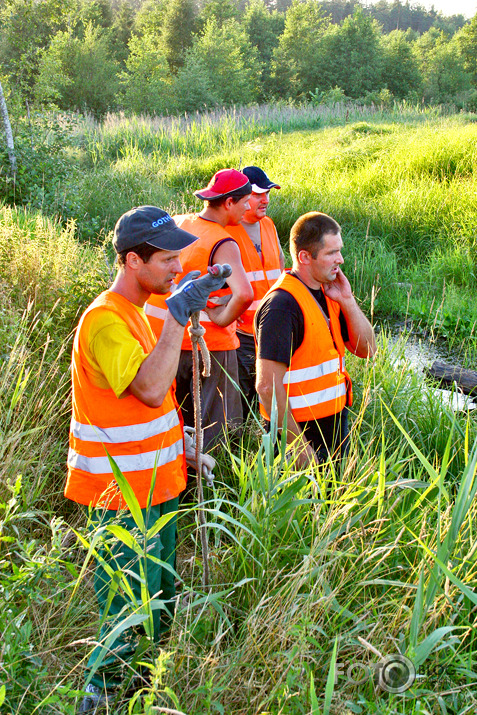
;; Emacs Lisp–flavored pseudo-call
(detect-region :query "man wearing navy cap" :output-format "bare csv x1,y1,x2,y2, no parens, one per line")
67,206,230,712
146,169,254,450
227,166,285,411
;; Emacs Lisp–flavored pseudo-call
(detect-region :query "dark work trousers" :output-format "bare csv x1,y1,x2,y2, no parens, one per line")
85,499,178,690
265,407,350,463
175,349,242,452
236,332,258,416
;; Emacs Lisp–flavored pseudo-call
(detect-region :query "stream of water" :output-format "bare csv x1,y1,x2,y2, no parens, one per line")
386,326,476,411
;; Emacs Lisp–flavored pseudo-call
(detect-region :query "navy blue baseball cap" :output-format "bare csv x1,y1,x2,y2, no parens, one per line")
242,166,281,193
113,206,197,253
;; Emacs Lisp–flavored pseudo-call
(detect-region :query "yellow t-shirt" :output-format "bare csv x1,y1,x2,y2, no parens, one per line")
81,304,154,397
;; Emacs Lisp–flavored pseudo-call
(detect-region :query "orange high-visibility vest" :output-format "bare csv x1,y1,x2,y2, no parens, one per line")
145,214,239,351
145,292,168,340
226,217,282,335
257,273,353,422
65,290,187,510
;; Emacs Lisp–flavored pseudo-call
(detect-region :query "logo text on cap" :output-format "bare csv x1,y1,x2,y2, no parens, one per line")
152,214,173,228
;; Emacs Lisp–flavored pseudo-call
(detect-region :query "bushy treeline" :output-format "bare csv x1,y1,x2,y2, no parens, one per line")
1,0,476,117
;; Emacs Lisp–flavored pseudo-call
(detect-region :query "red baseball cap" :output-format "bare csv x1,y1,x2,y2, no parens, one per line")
194,169,252,201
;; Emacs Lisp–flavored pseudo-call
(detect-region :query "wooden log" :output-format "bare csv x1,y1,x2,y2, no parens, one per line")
426,361,477,396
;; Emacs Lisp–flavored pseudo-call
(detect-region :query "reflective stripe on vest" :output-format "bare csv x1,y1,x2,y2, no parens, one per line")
286,357,340,384
226,217,282,335
288,383,347,412
144,302,167,322
70,406,180,444
68,435,184,475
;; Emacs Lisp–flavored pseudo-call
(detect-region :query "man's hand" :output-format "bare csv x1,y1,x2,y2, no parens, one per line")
322,268,376,358
166,264,232,326
183,427,216,485
322,268,353,305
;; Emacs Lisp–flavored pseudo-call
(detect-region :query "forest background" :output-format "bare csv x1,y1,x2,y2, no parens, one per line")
2,0,477,118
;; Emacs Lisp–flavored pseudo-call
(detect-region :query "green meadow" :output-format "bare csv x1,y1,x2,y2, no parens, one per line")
1,103,477,714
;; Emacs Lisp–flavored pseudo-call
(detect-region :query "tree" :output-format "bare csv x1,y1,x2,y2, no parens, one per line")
318,0,357,24
35,22,120,115
119,32,172,115
161,0,196,71
242,0,284,98
171,52,218,112
323,7,385,98
414,28,470,102
110,0,136,63
0,80,16,178
133,0,168,37
271,0,330,98
187,18,261,106
381,29,421,98
365,0,436,34
76,0,113,31
0,0,75,93
457,13,477,84
197,0,240,30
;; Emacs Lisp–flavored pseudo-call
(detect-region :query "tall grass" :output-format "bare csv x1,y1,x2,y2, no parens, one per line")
78,102,441,164
57,104,477,360
1,292,476,713
150,349,477,714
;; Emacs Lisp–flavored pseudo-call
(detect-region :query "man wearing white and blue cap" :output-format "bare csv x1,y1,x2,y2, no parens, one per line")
66,206,230,712
227,166,285,411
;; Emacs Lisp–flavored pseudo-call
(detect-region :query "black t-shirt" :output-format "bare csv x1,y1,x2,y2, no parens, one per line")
254,275,350,455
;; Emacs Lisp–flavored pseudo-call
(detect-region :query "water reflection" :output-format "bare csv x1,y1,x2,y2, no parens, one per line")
384,325,476,412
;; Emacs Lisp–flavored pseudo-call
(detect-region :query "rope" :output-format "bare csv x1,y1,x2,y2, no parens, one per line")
188,312,211,590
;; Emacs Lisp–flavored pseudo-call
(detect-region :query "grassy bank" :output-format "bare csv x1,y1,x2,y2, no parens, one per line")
7,101,476,360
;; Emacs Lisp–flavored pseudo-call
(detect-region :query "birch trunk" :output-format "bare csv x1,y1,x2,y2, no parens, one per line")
0,80,17,177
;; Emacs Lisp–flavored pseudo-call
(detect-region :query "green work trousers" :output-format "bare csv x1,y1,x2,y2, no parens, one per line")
85,498,179,690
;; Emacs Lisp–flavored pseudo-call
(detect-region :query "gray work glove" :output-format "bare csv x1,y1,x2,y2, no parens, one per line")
183,427,216,486
166,264,232,327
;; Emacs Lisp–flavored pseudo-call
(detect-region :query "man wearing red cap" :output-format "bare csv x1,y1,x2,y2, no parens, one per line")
227,166,285,411
146,169,253,451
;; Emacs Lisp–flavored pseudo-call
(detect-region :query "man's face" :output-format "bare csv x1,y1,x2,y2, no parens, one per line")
226,194,251,225
242,190,270,224
307,232,344,284
136,249,182,294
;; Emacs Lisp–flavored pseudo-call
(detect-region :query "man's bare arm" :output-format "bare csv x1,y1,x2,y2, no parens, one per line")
204,241,253,327
127,312,184,407
256,358,316,467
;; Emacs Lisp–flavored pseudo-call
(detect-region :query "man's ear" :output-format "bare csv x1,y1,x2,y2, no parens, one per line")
125,251,141,270
298,249,311,265
223,196,234,212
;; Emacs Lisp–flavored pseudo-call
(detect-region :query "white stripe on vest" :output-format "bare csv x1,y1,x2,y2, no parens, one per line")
70,408,180,444
288,383,347,410
144,303,168,320
67,436,184,475
285,358,340,385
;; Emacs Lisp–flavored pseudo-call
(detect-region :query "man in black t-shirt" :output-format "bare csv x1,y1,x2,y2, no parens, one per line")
254,212,376,467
